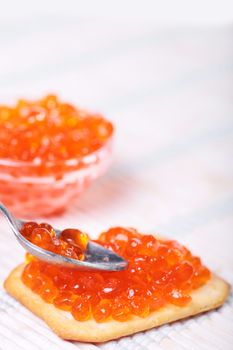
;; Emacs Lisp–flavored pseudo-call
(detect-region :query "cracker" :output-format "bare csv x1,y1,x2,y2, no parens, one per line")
4,264,230,343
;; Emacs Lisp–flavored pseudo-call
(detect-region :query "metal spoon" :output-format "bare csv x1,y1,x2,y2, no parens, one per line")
0,203,128,271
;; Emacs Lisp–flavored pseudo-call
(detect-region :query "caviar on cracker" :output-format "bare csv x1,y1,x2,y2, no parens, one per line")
21,226,211,323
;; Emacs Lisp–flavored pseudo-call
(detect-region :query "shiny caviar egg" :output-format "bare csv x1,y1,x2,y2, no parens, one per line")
54,291,77,311
39,223,55,237
60,229,89,250
71,295,91,321
20,222,39,238
92,299,112,322
29,228,53,249
21,226,211,323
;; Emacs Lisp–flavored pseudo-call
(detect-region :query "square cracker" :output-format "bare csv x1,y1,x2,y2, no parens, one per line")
4,263,230,343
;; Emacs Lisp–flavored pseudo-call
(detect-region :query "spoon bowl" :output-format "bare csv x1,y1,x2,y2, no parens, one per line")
0,203,128,271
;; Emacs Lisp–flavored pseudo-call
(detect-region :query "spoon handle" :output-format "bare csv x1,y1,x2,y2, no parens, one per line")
0,202,21,238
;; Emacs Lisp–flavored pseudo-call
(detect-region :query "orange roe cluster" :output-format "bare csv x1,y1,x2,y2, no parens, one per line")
21,227,211,323
0,94,113,165
20,222,89,260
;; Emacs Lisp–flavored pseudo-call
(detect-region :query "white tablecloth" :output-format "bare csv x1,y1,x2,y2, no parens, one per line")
0,15,232,350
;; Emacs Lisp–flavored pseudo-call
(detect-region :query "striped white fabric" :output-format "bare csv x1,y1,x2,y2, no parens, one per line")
0,15,232,350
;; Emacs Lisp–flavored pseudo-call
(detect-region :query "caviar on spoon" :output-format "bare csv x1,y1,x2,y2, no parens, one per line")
0,202,127,271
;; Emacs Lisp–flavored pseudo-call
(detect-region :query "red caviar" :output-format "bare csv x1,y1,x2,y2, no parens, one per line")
0,95,113,217
20,222,89,261
0,94,113,166
21,226,211,323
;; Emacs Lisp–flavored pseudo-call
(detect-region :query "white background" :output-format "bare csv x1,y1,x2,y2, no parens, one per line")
0,0,233,23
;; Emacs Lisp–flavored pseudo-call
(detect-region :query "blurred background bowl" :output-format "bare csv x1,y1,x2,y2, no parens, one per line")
0,137,113,218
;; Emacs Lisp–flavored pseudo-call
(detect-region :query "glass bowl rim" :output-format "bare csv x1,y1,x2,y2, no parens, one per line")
0,136,113,169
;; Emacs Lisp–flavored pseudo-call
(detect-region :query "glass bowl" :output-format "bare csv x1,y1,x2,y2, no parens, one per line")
0,138,113,218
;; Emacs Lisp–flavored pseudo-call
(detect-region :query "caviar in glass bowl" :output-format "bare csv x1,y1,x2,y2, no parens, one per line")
0,95,114,217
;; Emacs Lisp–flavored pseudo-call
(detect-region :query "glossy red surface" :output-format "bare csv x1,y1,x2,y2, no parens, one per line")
22,226,211,323
0,95,113,216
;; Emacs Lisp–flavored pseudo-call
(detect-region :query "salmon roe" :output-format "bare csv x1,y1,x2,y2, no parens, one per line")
20,222,89,261
0,95,113,217
0,94,113,168
21,226,211,323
